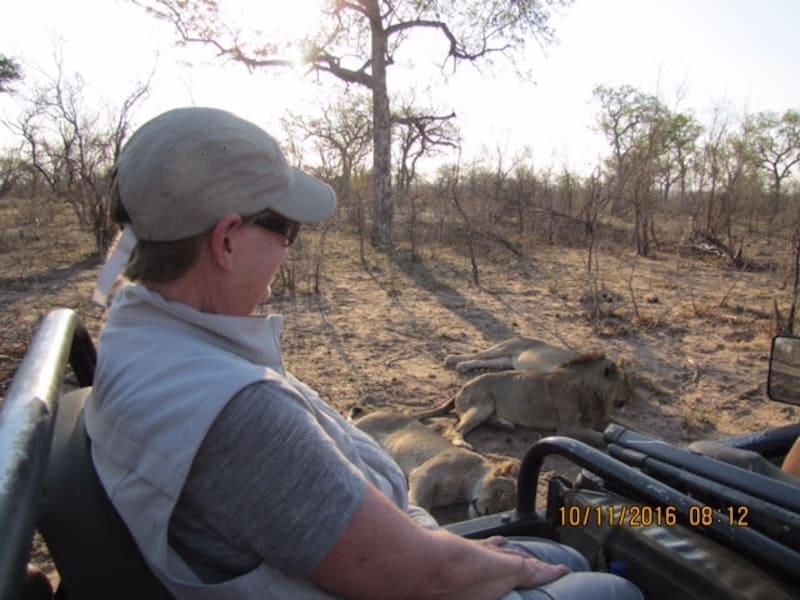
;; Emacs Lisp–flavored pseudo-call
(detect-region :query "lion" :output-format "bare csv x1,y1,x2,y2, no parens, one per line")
444,337,581,374
420,353,632,448
351,410,517,519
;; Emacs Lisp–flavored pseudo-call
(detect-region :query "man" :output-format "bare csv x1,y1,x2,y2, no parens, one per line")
87,106,642,599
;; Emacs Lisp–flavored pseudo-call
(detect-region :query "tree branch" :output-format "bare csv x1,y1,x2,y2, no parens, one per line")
311,52,374,88
385,19,510,62
135,0,294,70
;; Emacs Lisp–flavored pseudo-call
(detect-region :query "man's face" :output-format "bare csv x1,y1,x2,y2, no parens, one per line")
227,222,290,316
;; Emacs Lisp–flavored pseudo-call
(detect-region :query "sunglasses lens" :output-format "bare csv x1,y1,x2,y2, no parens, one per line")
285,221,300,245
250,212,300,246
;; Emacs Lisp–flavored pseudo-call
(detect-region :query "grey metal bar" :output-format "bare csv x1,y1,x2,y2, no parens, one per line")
0,309,79,600
717,422,800,457
517,435,800,583
607,443,800,550
604,424,800,513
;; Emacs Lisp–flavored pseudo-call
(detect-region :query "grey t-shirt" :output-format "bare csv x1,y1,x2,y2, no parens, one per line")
168,381,368,583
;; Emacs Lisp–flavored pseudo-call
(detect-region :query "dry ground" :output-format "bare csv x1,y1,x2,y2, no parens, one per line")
2,196,799,585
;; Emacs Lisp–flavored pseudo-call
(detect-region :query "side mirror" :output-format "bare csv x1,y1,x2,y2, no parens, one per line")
768,335,800,406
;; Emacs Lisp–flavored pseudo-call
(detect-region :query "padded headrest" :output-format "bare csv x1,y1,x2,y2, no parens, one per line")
37,388,173,599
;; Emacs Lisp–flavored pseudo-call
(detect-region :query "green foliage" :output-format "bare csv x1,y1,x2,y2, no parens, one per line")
0,54,22,93
744,109,800,188
0,152,25,198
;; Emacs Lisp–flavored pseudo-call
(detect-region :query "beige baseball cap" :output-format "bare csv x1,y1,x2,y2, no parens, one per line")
115,106,337,241
92,107,336,306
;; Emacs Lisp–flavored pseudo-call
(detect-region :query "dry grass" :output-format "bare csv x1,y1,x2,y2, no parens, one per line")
3,195,800,585
0,197,105,395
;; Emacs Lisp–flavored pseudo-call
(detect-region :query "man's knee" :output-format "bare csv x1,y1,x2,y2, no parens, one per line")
501,539,643,600
505,537,589,571
515,571,643,600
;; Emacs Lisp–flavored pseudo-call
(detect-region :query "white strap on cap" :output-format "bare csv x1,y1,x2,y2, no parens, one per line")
92,227,138,307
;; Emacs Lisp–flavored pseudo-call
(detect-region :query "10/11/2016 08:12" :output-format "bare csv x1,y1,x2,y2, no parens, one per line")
558,504,750,529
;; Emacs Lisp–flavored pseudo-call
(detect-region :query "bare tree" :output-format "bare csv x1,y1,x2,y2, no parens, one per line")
9,56,149,252
686,109,767,265
593,84,701,256
593,84,664,255
437,155,480,285
656,112,702,211
692,106,730,236
282,92,373,290
133,0,573,248
775,223,800,336
744,109,800,214
506,159,538,235
282,92,372,221
392,100,458,201
556,167,577,217
391,98,459,258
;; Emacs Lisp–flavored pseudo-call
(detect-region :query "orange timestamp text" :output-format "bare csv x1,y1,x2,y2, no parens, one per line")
558,504,750,529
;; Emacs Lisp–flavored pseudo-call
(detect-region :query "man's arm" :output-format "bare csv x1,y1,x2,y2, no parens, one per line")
174,381,569,596
781,436,800,477
310,484,569,600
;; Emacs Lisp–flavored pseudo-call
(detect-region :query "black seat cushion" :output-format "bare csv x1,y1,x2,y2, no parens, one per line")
37,388,173,600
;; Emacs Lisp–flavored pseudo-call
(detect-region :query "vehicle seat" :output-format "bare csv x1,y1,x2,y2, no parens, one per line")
36,387,174,599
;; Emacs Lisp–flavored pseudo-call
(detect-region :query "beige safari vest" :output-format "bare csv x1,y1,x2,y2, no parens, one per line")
85,285,408,599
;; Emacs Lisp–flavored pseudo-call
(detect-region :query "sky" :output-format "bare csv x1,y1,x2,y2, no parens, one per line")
1,0,799,176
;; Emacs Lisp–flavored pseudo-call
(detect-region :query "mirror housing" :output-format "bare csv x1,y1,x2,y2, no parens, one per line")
768,335,800,406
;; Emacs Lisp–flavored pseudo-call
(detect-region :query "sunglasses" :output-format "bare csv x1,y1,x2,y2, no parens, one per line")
245,210,300,246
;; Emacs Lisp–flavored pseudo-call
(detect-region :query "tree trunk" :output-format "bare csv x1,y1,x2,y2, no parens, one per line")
633,202,643,255
368,10,393,248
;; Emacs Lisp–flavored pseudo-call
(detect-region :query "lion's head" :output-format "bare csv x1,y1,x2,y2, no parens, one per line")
566,356,633,431
602,358,634,408
470,466,517,517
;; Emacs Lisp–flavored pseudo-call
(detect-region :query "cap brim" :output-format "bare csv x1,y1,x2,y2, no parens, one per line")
271,168,337,224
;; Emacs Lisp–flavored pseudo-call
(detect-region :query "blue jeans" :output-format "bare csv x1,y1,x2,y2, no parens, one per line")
500,538,644,600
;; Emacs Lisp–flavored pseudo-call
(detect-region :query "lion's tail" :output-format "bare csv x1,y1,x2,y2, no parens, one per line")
414,396,456,420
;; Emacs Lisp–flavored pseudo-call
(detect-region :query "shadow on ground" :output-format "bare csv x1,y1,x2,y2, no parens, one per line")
388,251,519,342
0,254,99,311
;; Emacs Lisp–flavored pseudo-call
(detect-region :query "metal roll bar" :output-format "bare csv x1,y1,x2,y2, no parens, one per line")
605,424,800,513
0,309,93,600
516,435,800,583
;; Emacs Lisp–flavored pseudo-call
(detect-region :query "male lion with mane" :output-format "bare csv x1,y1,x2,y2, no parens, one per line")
420,353,632,448
351,410,517,520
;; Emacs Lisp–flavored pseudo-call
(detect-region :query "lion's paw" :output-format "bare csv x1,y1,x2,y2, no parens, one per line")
451,435,473,450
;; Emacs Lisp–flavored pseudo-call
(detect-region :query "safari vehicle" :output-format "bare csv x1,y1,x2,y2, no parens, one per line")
1,308,799,600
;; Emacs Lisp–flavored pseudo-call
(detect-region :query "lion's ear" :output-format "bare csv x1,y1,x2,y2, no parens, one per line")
347,405,366,421
492,459,519,478
619,357,626,369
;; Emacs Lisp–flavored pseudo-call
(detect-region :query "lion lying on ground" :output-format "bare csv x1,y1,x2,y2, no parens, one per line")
420,353,632,448
444,336,582,373
352,410,517,519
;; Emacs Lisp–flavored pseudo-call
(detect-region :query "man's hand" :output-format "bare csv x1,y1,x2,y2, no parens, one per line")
477,536,571,587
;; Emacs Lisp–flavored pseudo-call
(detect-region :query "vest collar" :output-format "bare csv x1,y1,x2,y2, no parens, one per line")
111,285,285,368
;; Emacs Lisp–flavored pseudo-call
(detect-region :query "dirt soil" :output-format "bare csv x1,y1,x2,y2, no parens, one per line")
3,197,799,586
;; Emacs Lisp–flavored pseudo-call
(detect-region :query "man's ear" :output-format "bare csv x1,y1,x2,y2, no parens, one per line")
209,213,243,271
